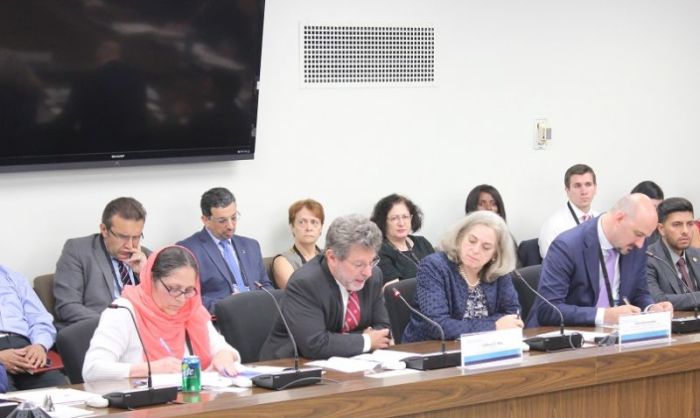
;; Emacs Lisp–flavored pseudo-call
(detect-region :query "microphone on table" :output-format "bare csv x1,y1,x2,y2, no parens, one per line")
102,304,178,409
250,282,322,390
391,288,460,370
646,250,700,333
512,270,583,352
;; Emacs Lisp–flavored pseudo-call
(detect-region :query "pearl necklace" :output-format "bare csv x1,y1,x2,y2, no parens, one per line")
458,265,480,288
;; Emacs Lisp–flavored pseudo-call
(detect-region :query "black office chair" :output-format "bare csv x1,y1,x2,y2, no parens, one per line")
518,238,542,267
383,278,417,343
56,317,100,384
215,289,284,363
513,264,542,321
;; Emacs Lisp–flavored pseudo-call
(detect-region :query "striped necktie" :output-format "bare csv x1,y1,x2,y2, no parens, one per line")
342,291,361,332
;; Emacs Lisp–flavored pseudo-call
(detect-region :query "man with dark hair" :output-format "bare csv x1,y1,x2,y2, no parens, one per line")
178,187,272,313
260,214,391,360
54,197,150,328
646,197,700,310
538,164,599,258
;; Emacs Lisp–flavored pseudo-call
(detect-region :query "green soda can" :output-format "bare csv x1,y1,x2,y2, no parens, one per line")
181,355,201,392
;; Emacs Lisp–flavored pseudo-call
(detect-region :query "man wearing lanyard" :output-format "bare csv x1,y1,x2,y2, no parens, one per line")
528,193,673,327
54,197,149,329
538,164,600,258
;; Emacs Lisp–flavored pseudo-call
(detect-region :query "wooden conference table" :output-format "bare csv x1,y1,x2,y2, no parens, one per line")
75,322,700,418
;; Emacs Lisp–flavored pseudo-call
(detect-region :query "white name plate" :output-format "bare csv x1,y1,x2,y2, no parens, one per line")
460,328,523,370
618,311,671,346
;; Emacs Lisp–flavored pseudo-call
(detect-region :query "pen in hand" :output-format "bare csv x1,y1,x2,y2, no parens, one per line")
159,338,173,356
622,297,632,306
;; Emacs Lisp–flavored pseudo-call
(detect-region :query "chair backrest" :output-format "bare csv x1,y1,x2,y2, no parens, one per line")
517,238,542,267
263,256,275,283
56,317,100,384
33,274,55,316
513,264,542,321
215,289,283,363
383,278,417,343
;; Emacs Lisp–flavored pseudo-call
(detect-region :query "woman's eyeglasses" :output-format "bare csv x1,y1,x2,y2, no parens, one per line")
158,278,198,299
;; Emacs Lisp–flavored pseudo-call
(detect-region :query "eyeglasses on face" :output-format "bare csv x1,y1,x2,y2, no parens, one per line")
387,214,412,224
349,257,381,270
210,212,241,225
158,278,198,299
108,228,144,245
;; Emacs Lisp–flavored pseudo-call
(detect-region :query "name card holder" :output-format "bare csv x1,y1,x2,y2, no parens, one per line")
618,311,671,346
460,328,523,370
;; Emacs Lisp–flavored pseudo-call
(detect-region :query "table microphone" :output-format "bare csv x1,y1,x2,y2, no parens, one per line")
512,270,583,351
391,288,460,370
102,304,178,409
250,282,322,390
646,250,700,333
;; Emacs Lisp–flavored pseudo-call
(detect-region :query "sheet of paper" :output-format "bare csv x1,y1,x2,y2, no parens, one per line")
0,388,96,406
365,369,420,379
48,405,95,418
150,372,240,389
353,349,420,362
306,357,379,373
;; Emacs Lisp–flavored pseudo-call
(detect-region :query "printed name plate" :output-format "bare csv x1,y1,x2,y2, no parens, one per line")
618,311,671,346
460,328,523,370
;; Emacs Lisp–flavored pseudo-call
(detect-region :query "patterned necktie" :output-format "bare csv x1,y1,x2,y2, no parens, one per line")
677,257,695,292
116,261,130,287
582,214,591,222
596,248,617,307
220,240,248,293
342,291,361,333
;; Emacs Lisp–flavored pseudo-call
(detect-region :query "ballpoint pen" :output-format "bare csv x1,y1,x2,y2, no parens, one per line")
159,337,173,356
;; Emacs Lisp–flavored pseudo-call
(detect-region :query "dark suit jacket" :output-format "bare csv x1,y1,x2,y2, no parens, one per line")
178,228,272,313
259,256,390,360
402,252,520,343
53,234,150,328
646,239,700,310
527,216,654,327
377,235,434,283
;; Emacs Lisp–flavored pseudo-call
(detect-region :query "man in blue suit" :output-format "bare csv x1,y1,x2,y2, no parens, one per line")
528,194,672,327
178,187,273,313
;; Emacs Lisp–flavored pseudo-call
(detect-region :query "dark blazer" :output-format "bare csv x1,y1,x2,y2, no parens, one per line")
259,256,390,360
377,235,434,283
401,252,520,343
646,239,700,310
527,216,654,327
178,228,273,313
53,234,150,328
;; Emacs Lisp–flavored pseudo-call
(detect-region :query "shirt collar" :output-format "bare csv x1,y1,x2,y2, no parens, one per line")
663,240,684,265
205,227,228,246
597,215,614,251
568,200,593,220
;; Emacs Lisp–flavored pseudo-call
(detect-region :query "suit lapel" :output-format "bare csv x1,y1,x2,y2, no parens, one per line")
198,229,233,282
685,248,700,289
93,235,116,297
657,241,682,294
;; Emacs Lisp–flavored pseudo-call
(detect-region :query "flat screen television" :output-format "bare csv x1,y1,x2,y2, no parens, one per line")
0,0,264,172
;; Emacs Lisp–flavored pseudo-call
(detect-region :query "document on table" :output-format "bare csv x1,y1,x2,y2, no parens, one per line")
308,350,422,373
0,388,96,406
149,372,241,389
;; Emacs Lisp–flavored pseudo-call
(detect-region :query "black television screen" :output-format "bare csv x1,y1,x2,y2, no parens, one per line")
0,0,264,171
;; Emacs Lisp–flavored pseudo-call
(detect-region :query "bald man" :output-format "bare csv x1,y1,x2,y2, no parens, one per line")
527,194,673,327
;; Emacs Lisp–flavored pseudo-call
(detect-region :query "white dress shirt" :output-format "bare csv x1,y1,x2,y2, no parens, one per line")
539,201,599,258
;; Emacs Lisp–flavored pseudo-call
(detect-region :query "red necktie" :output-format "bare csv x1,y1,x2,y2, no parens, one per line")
342,291,361,333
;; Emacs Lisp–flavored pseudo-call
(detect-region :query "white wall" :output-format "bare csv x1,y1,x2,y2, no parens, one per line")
2,0,700,281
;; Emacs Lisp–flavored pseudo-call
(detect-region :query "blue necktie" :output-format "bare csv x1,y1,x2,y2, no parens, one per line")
220,240,248,293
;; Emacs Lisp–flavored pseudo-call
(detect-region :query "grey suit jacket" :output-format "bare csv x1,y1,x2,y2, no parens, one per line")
646,239,700,310
259,256,390,360
53,234,151,328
